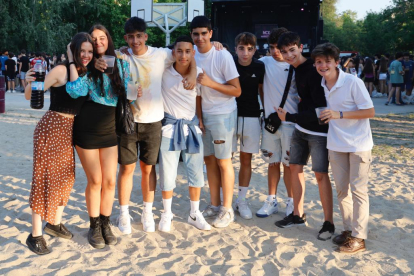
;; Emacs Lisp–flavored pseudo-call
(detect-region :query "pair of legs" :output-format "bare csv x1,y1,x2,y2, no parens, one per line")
7,78,15,91
379,79,387,94
205,155,234,208
387,85,402,104
268,163,292,197
32,205,65,237
289,129,333,223
76,145,118,217
365,81,373,96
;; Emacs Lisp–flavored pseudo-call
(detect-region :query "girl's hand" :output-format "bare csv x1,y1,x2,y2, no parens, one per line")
67,43,74,62
25,68,36,83
137,85,143,97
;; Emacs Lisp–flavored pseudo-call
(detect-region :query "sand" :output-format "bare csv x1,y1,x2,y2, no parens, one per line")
1,93,413,275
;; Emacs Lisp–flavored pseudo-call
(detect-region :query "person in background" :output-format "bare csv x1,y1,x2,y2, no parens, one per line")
19,49,30,90
5,52,16,93
386,52,404,106
362,58,375,97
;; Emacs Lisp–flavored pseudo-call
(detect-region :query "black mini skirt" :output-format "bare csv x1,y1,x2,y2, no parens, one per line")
73,101,117,149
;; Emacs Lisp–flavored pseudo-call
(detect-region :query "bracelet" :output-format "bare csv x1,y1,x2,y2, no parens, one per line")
340,111,343,119
69,62,75,66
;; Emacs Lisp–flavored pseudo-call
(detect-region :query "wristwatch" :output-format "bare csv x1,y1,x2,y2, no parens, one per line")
340,111,343,119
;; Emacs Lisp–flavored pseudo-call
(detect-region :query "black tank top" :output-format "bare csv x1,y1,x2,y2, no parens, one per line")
49,64,87,115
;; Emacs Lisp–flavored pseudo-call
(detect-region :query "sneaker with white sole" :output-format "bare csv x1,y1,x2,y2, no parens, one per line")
188,210,211,230
141,211,155,232
275,212,307,228
158,212,174,232
116,212,133,234
285,198,294,217
202,204,220,218
212,206,235,228
233,199,252,219
256,199,278,218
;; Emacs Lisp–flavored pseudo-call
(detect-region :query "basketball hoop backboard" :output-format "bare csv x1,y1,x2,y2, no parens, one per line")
187,0,205,22
131,0,153,22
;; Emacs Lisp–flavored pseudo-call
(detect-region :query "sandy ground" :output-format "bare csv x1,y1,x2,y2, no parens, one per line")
0,92,413,275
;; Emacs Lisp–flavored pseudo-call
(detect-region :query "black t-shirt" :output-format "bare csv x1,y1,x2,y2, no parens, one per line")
20,56,30,72
234,57,265,117
285,58,328,134
5,59,16,75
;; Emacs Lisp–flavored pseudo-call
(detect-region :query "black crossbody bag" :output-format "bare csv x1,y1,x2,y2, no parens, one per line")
264,65,294,134
116,59,136,135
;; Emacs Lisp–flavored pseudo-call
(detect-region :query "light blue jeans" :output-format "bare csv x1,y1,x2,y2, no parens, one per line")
159,134,205,191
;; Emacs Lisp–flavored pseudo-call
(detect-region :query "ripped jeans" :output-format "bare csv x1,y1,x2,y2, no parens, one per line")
261,123,295,166
202,109,237,159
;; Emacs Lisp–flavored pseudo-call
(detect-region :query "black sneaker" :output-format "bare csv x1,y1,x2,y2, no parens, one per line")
26,234,51,255
275,212,307,228
88,217,105,249
44,223,73,239
100,214,117,245
317,221,335,241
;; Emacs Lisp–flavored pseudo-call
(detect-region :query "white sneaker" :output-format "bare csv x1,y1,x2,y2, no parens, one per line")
12,90,16,93
141,211,155,232
6,90,11,93
158,212,174,232
212,206,235,228
285,198,294,217
233,198,252,219
202,204,220,218
256,199,278,218
188,210,211,230
116,212,133,234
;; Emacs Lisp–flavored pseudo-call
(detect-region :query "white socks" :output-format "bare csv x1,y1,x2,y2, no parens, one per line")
120,205,129,214
267,195,276,202
162,198,172,214
143,201,153,213
190,200,200,214
238,186,249,201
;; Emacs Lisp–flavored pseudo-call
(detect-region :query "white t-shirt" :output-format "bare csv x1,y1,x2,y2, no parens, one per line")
116,47,175,123
322,69,374,152
194,46,239,115
260,56,299,124
161,65,203,138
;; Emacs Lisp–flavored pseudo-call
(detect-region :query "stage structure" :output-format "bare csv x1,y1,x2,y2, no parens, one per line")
131,0,205,46
210,0,324,55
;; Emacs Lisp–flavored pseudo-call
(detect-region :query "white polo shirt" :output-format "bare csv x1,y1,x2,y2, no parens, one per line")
259,56,299,124
322,69,374,152
194,46,239,115
161,65,203,138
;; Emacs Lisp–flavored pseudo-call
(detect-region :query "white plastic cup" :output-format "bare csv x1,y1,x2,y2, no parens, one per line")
127,81,138,100
101,55,116,74
315,106,328,125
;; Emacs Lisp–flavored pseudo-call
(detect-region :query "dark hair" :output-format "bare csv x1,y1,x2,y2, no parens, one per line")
375,53,381,59
395,52,403,59
311,43,340,61
235,32,257,47
21,49,26,55
8,52,14,58
267,27,288,45
362,58,374,74
35,52,41,57
379,56,388,73
403,52,410,57
190,16,212,32
124,17,147,34
2,49,7,53
277,31,301,49
89,24,125,96
69,32,94,76
174,35,194,47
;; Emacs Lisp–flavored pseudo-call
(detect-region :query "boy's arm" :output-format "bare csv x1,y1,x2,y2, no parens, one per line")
196,95,204,133
19,62,22,74
258,84,264,107
183,57,197,90
197,71,241,97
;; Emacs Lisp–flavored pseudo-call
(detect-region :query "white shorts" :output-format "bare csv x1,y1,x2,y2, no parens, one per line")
232,117,261,154
379,73,387,80
261,123,295,166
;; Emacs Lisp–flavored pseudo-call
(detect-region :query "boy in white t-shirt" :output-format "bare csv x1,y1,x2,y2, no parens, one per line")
97,17,197,233
314,43,375,254
256,28,299,219
157,36,211,232
190,16,241,228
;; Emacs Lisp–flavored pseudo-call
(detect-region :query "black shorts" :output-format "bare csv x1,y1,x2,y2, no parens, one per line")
364,77,374,83
6,72,15,81
391,83,404,88
118,121,162,165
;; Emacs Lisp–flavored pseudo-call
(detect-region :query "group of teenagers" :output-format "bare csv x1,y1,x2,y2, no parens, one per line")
24,15,375,256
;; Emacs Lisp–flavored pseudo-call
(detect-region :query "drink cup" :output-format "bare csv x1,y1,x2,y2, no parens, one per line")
315,107,328,125
102,55,116,74
127,81,138,100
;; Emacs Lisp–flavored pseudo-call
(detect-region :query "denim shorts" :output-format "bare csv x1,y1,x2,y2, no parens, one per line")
261,123,295,166
159,134,205,191
202,109,237,159
289,128,329,173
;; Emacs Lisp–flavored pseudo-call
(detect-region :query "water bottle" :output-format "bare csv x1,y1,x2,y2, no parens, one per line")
30,60,45,109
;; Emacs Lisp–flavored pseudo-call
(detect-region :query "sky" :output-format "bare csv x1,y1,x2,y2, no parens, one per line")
336,0,393,19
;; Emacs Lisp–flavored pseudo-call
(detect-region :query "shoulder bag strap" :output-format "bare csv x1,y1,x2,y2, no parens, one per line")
279,65,294,109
